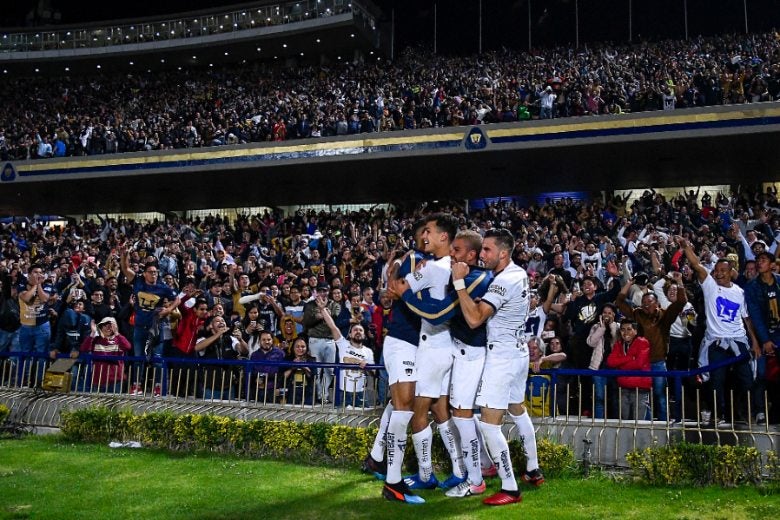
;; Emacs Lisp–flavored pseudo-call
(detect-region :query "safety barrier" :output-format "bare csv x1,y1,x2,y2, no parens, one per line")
0,352,385,410
0,351,777,466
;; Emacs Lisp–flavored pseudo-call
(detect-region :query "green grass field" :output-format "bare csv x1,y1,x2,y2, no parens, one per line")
1,435,778,520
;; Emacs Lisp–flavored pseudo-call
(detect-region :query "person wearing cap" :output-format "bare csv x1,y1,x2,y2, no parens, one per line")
302,281,341,403
80,317,131,392
539,85,556,119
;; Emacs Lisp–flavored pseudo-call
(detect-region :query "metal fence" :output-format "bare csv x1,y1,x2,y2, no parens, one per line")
1,351,777,466
0,352,385,411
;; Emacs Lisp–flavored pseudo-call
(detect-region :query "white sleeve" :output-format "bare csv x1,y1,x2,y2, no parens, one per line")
404,261,442,293
481,279,510,312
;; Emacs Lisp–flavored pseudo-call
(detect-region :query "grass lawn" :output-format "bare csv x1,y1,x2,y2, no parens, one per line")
0,435,778,520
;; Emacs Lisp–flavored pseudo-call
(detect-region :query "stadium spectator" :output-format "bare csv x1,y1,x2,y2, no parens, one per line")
2,32,780,162
79,317,131,392
607,320,652,420
249,329,285,402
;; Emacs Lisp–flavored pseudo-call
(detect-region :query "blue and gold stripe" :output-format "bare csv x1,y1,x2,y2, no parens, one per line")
7,105,780,181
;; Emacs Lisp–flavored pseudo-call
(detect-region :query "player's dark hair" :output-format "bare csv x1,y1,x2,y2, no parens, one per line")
425,213,459,242
484,228,515,252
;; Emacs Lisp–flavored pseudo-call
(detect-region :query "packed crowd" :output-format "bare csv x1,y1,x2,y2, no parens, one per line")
1,31,779,160
0,184,778,422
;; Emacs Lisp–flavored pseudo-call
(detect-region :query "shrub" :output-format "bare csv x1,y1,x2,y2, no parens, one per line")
0,403,9,425
627,442,766,487
60,406,126,443
58,407,581,478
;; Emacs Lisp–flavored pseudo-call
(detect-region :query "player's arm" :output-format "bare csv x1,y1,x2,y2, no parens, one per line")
452,262,494,329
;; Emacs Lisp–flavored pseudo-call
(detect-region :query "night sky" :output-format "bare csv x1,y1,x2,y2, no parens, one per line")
2,0,779,52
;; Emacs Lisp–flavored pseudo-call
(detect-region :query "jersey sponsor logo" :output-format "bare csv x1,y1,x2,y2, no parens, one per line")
488,284,506,297
403,360,414,366
412,271,423,281
715,296,740,323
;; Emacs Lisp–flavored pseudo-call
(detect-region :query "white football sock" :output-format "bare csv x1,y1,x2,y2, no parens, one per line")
479,421,518,492
412,425,434,482
385,410,412,485
370,402,394,461
509,411,539,472
437,419,466,478
453,416,482,484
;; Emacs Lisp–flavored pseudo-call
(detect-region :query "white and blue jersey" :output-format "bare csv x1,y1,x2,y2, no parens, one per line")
402,265,493,347
404,255,452,348
385,251,426,346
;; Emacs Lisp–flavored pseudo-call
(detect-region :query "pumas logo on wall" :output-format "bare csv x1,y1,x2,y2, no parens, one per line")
464,127,487,150
1,163,16,182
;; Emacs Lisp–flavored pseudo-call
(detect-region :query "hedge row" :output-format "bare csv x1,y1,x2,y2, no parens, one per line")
0,403,9,425
60,406,576,475
626,443,780,487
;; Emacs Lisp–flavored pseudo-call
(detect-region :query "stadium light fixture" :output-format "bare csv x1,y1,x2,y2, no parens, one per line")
160,59,165,63
65,67,69,71
316,38,321,43
224,51,229,56
129,61,134,65
282,43,287,48
96,64,101,69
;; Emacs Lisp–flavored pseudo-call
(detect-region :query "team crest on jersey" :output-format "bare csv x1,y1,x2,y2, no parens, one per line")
413,271,423,281
137,291,162,311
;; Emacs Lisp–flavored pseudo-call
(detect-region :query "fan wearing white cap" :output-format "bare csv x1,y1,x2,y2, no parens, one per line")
80,317,132,392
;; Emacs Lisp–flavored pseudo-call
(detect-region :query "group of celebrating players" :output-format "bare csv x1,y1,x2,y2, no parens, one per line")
362,213,543,506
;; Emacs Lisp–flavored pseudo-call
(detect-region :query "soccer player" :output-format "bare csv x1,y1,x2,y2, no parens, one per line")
452,228,544,506
365,221,426,504
399,229,494,497
389,213,466,493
